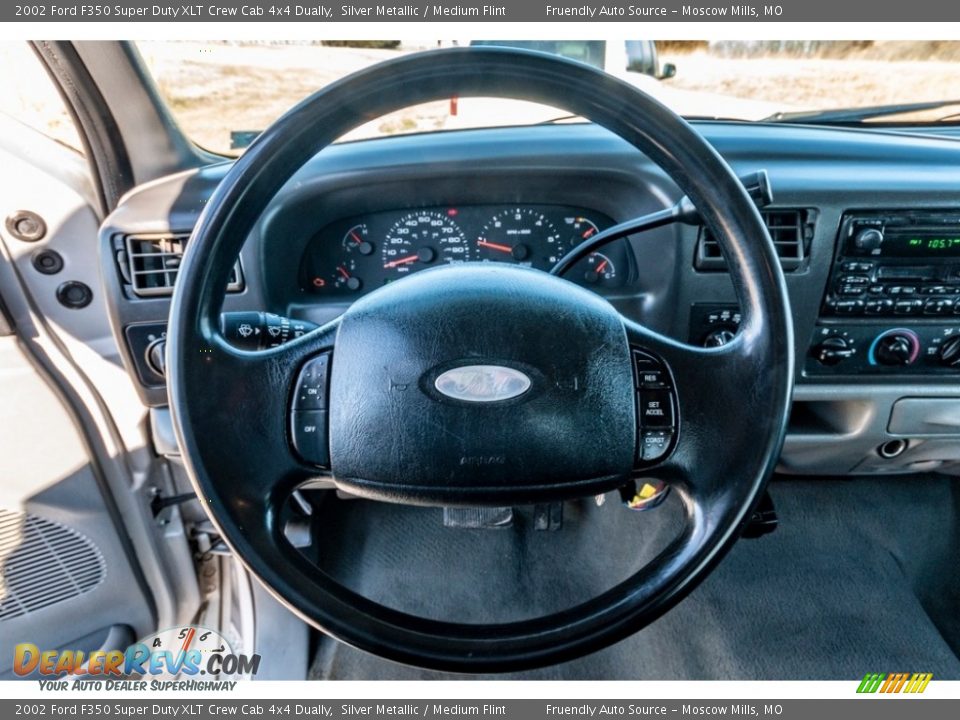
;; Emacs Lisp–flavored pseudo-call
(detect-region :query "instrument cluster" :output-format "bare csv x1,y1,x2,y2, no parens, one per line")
299,204,628,297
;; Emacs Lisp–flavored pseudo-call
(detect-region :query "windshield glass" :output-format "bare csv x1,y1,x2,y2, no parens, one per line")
139,40,960,156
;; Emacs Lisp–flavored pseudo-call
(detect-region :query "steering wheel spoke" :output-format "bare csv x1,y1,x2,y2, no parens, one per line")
623,316,788,507
170,318,340,511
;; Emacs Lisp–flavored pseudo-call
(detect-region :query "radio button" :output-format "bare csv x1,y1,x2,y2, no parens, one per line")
865,299,894,315
854,228,884,253
840,275,870,285
868,285,886,295
922,285,951,295
894,300,923,315
888,286,918,296
924,299,954,315
839,285,867,296
842,261,874,273
835,300,864,315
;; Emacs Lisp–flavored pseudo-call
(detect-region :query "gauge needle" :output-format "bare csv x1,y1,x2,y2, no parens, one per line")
595,259,608,273
383,255,418,269
582,227,596,239
179,627,196,655
349,231,363,245
337,265,351,279
477,239,513,254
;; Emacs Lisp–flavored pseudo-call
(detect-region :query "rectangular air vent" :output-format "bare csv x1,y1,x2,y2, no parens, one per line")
696,209,815,272
117,234,243,297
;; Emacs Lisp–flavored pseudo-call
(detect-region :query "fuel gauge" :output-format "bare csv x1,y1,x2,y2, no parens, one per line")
333,260,363,292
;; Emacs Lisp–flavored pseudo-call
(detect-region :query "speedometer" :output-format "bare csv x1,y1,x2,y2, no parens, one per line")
381,210,470,275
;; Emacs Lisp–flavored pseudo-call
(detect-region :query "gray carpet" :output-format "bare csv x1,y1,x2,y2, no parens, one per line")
307,476,960,680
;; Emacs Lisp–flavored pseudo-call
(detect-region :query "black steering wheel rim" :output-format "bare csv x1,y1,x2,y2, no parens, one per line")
167,47,794,673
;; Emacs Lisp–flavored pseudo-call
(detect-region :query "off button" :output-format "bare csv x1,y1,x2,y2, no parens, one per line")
638,390,674,428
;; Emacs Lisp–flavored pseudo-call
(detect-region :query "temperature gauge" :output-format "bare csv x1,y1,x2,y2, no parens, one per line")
342,224,374,256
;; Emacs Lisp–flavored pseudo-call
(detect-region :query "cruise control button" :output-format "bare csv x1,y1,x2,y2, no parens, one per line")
291,411,329,466
637,368,667,389
639,390,674,427
632,350,660,373
293,353,330,410
640,430,673,462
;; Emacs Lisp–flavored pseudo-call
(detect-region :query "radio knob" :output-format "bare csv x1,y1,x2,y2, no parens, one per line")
813,336,855,366
854,228,884,253
874,332,918,366
939,336,960,367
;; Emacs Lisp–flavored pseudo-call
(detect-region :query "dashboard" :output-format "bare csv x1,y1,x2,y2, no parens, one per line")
99,121,960,479
299,204,627,298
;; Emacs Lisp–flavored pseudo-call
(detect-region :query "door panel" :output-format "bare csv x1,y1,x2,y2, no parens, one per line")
0,114,171,676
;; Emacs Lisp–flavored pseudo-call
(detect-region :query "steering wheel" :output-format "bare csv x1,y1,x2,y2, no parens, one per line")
167,48,793,673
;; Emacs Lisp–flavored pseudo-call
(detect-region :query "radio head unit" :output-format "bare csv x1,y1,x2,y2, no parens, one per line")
824,211,960,318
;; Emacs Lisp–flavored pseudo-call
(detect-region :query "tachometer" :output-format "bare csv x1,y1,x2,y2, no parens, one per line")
381,210,469,275
477,208,559,264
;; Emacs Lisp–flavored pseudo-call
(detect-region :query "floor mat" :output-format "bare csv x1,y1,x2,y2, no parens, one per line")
307,475,960,680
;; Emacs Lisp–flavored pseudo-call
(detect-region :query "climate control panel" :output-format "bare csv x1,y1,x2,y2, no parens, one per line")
806,323,960,377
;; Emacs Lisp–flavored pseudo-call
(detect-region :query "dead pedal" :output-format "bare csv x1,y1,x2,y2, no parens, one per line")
443,506,513,529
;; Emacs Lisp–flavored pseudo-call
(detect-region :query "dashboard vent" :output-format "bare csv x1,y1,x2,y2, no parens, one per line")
117,234,243,297
696,209,814,272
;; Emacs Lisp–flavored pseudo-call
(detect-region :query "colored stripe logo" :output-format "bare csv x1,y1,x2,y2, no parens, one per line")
857,672,932,694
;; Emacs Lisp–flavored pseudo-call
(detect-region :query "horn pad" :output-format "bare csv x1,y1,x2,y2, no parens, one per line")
327,264,636,505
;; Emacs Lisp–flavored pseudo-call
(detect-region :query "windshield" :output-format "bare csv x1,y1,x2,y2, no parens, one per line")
139,40,960,156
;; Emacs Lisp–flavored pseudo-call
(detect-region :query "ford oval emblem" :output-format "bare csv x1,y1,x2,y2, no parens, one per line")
434,365,531,403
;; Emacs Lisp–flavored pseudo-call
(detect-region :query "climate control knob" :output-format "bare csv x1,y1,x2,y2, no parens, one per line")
871,330,919,367
703,327,737,348
939,335,960,368
813,336,855,366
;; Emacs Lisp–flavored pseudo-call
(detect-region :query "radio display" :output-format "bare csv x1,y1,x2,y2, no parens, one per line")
885,231,960,256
